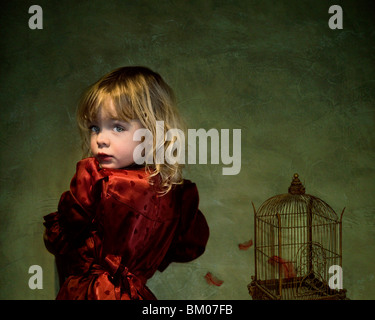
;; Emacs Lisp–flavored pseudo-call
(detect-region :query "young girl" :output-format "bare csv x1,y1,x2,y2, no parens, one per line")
43,66,209,300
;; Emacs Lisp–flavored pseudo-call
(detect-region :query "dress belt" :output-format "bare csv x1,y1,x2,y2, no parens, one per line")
89,254,144,300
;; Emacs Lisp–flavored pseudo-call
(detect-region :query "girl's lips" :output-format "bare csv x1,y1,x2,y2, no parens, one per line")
97,154,113,161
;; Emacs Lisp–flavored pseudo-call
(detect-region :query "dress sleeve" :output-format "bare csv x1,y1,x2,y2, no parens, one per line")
43,190,94,255
43,158,104,255
158,182,209,271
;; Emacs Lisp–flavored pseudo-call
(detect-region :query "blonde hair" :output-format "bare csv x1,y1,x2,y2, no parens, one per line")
76,66,185,194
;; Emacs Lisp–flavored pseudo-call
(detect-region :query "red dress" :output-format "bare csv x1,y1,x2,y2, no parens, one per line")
43,157,209,300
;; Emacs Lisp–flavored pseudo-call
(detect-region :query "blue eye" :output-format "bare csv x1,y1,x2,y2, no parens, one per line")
89,125,100,134
114,125,125,133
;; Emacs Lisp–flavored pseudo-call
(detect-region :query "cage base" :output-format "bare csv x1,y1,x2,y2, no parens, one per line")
248,276,348,300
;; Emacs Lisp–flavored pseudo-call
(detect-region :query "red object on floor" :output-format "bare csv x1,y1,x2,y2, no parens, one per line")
204,272,224,286
238,239,253,250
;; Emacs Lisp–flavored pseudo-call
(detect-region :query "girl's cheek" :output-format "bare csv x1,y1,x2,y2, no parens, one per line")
90,139,96,152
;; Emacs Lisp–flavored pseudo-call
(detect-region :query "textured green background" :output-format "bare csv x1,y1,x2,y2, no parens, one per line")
0,0,374,299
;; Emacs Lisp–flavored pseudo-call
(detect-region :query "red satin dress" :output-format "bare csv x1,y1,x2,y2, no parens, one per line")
43,157,209,300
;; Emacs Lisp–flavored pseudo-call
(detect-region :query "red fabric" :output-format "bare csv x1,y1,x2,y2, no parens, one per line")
238,239,253,250
43,157,209,300
267,256,296,279
204,272,224,286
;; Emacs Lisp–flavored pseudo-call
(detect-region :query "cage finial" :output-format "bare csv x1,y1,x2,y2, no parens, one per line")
288,173,305,195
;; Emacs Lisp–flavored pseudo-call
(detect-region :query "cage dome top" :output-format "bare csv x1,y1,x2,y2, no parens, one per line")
256,173,339,221
288,173,305,195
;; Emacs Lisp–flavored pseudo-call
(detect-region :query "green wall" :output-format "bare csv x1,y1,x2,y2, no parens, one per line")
0,0,374,299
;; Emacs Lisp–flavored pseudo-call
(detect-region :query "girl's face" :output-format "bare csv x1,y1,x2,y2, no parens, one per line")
89,99,142,169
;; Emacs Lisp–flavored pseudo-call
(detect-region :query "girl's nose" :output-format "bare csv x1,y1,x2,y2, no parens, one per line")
96,131,110,147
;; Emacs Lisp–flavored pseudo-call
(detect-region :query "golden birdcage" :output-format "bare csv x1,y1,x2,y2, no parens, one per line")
248,174,348,300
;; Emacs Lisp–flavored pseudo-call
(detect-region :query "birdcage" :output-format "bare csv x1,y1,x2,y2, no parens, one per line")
248,174,347,300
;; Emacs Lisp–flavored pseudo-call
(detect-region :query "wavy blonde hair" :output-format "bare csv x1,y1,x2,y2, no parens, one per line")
76,66,185,194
